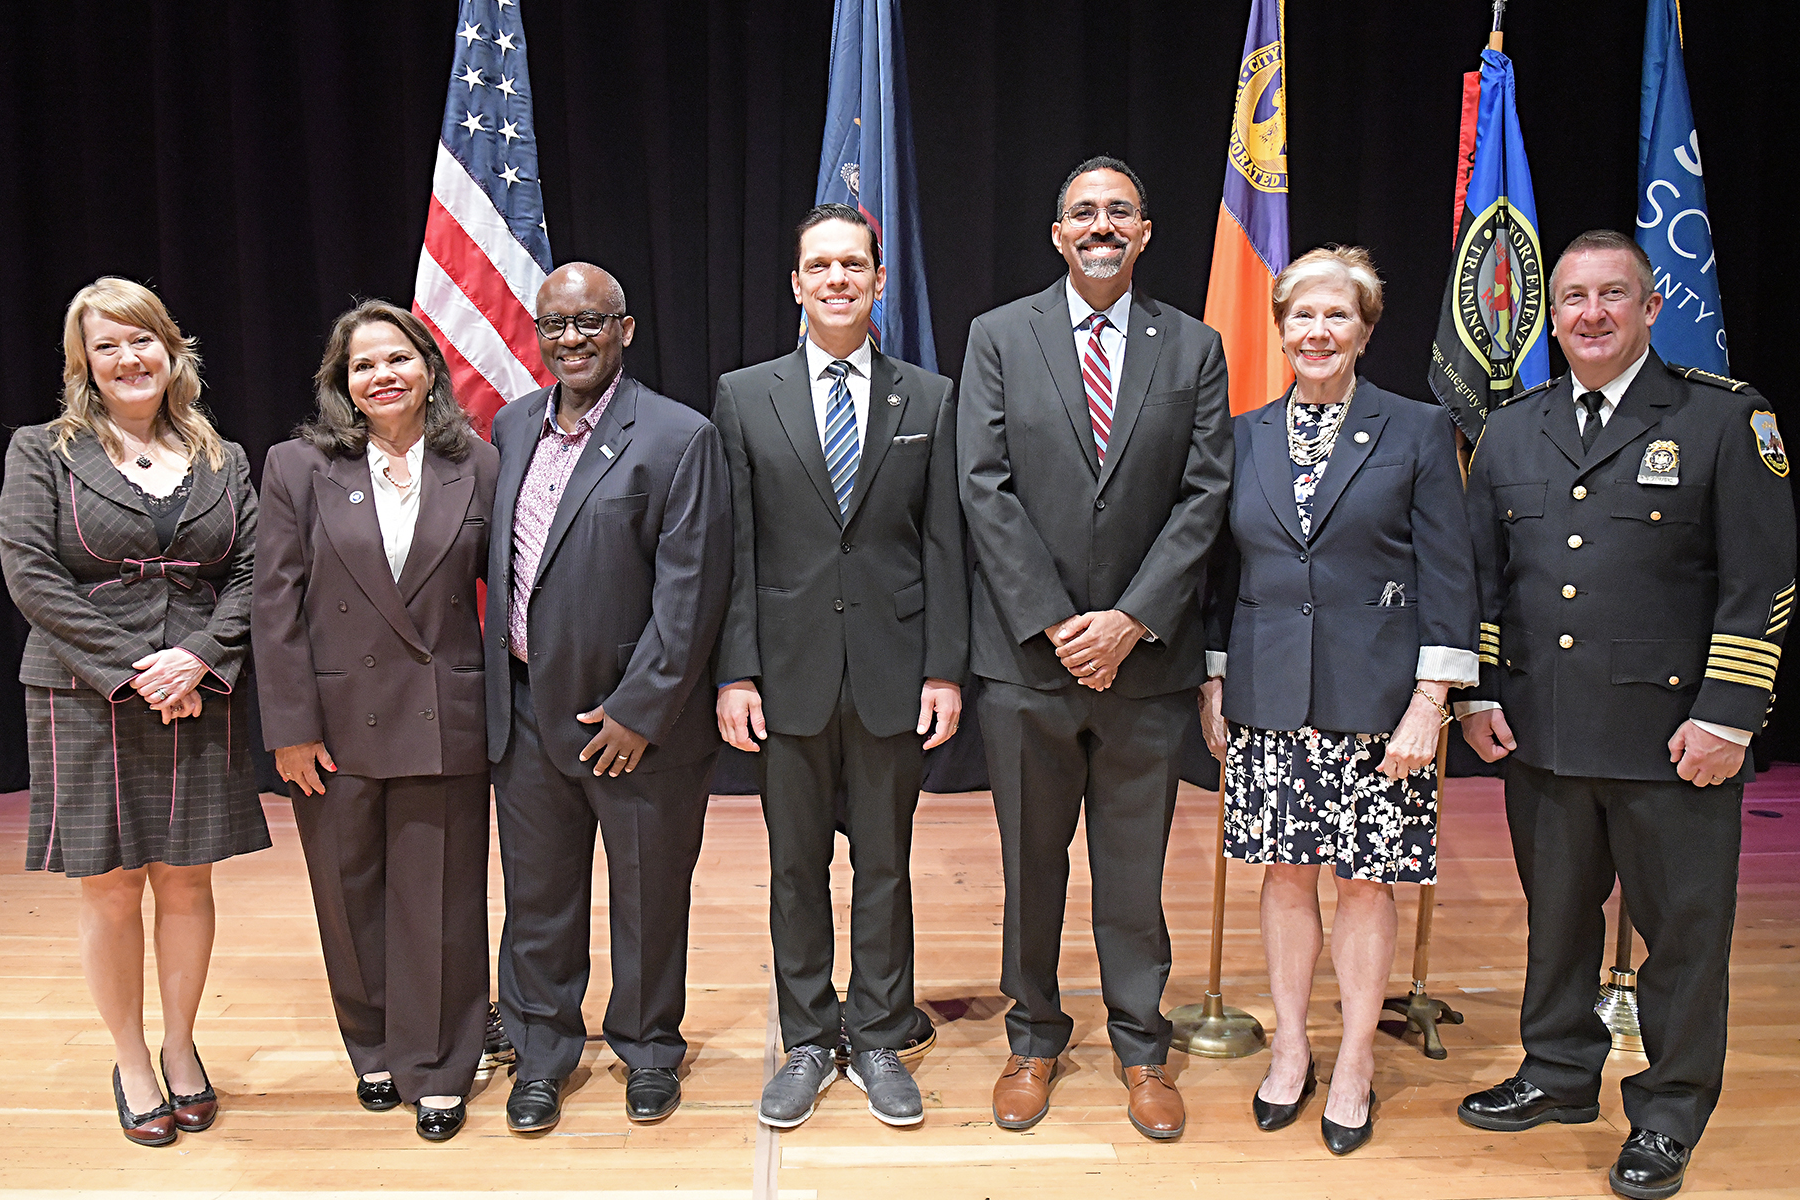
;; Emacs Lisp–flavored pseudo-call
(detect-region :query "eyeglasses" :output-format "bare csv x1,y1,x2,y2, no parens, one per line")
534,311,628,338
1060,201,1143,228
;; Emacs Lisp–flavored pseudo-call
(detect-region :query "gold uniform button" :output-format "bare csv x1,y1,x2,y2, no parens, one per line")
1559,634,1574,649
1568,535,1583,549
1668,676,1681,686
1562,585,1577,599
1506,509,1514,518
1651,511,1662,521
1573,485,1588,500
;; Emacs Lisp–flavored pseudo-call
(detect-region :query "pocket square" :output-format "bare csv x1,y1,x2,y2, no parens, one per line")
892,433,930,445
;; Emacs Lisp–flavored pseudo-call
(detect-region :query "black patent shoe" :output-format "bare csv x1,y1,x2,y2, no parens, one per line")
1609,1128,1690,1200
507,1076,562,1132
1321,1088,1376,1156
415,1098,468,1143
1252,1057,1316,1132
357,1076,402,1112
113,1065,177,1147
625,1067,681,1122
1458,1075,1600,1132
160,1047,218,1132
482,1001,516,1069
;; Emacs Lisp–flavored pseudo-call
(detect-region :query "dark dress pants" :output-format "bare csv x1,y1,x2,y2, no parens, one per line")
761,670,924,1054
291,770,491,1103
493,664,714,1079
1505,760,1741,1147
978,677,1192,1065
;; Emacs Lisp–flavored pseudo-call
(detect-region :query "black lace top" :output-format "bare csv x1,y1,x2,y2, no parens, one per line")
122,469,195,552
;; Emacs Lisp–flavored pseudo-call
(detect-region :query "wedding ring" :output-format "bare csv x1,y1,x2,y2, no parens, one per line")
154,689,168,701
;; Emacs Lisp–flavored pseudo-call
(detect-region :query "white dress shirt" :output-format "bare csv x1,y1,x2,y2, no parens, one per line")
366,439,424,581
1067,279,1130,385
805,335,872,451
1452,348,1749,745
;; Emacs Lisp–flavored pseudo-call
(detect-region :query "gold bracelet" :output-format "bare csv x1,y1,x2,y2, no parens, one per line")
1413,687,1453,727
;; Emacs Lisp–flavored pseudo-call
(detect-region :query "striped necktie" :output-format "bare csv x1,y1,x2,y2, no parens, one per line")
1081,313,1114,463
822,359,860,516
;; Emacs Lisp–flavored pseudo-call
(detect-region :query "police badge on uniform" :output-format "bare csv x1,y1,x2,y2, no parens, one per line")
1637,439,1680,486
1751,411,1789,477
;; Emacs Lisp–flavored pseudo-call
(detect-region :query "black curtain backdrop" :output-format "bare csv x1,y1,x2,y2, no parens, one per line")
2,1,1796,793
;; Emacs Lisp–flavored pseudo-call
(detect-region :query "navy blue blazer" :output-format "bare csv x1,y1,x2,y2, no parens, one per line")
1205,380,1479,734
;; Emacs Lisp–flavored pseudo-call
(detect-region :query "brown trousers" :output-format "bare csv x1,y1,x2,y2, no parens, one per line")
291,771,490,1102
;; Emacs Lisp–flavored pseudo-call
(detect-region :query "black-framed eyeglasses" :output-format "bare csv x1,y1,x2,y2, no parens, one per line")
535,311,629,338
1060,201,1143,228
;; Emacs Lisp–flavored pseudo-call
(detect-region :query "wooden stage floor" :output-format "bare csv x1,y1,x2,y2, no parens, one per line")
2,770,1797,1199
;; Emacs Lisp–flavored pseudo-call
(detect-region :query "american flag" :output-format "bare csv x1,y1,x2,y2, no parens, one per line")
412,0,555,438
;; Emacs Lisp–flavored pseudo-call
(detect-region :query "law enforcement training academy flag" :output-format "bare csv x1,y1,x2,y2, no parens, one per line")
1637,0,1728,374
1428,48,1549,442
412,0,556,438
809,0,937,371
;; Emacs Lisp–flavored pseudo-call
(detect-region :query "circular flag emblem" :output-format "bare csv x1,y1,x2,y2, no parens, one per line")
1452,198,1546,392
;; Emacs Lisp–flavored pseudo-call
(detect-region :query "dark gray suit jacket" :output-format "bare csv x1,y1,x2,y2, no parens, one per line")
484,377,732,775
1205,381,1479,734
713,346,967,738
958,280,1233,697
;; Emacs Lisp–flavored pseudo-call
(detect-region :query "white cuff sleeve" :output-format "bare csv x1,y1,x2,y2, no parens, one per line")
1205,651,1228,678
1453,700,1501,718
1691,719,1753,747
1416,646,1480,687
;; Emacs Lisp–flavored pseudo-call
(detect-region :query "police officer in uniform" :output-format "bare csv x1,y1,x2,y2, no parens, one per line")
1455,230,1795,1200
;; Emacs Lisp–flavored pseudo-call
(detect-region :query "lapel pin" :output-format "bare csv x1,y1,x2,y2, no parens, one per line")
349,490,365,504
600,445,615,459
887,394,902,406
1353,431,1370,444
1145,327,1157,337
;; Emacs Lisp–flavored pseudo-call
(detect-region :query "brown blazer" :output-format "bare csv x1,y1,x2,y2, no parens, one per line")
1,425,256,698
253,436,499,779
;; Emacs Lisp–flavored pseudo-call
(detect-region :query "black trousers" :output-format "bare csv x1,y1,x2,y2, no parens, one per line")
761,671,924,1054
978,678,1192,1065
1505,760,1741,1147
290,770,491,1103
493,665,714,1078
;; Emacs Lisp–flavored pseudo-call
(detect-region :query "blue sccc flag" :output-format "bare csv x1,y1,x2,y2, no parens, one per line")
810,0,937,372
1636,0,1728,373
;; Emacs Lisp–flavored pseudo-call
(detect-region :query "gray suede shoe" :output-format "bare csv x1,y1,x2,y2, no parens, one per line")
759,1044,838,1128
847,1047,923,1127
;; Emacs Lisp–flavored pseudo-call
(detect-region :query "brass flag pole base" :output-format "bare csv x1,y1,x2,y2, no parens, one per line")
1379,728,1461,1059
1596,897,1646,1054
1171,785,1266,1060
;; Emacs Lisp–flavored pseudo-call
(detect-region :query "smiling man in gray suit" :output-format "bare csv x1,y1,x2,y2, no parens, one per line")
959,156,1233,1141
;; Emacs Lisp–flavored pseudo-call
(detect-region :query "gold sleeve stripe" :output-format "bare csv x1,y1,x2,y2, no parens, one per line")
1478,633,1501,646
1479,652,1500,666
1479,622,1501,634
1706,658,1777,684
1711,645,1781,669
1711,633,1783,656
1770,620,1790,636
1707,666,1776,689
1776,582,1796,600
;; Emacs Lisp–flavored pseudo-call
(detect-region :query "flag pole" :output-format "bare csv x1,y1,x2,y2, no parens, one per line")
1170,786,1266,1058
1597,896,1647,1052
1489,0,1506,50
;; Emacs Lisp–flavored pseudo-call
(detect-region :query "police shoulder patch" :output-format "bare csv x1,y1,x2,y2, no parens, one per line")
1751,410,1789,477
1668,362,1750,393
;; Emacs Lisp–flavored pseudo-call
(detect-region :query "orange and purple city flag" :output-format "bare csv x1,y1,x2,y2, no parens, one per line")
1205,0,1292,416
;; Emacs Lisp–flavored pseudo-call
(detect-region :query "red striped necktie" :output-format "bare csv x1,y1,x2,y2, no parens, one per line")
1080,313,1114,463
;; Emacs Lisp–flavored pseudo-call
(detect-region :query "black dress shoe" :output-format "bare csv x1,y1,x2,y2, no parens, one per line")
625,1067,681,1122
356,1076,401,1112
160,1047,218,1132
1458,1075,1600,1132
1322,1088,1376,1156
1252,1057,1316,1132
415,1098,468,1143
1609,1128,1690,1199
507,1076,562,1132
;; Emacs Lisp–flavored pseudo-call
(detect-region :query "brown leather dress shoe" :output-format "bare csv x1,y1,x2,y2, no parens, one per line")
992,1054,1056,1130
1124,1064,1185,1140
161,1047,218,1133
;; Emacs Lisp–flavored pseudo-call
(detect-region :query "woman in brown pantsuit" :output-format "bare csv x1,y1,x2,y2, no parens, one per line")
253,301,498,1143
0,277,266,1147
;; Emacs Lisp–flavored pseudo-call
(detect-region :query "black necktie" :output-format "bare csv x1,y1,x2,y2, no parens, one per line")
1578,391,1606,453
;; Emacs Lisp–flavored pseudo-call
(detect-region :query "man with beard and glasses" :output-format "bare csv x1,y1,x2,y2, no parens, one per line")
958,156,1233,1140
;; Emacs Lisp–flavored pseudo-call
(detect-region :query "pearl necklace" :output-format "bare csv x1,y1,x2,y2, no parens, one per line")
1286,391,1351,466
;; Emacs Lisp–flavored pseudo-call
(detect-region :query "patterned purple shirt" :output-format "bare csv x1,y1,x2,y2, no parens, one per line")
508,374,622,658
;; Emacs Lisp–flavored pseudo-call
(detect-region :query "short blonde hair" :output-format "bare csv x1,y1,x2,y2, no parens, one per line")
51,277,225,470
1271,245,1384,330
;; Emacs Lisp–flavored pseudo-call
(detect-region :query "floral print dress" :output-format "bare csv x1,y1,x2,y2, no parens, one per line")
1221,401,1438,885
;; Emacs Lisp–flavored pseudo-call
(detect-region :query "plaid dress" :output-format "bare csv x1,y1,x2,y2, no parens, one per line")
1,426,268,877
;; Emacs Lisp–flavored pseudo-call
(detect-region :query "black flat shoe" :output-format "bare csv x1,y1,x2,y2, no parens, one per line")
357,1076,401,1112
415,1098,468,1142
113,1065,177,1147
1321,1088,1376,1156
1609,1128,1690,1199
1252,1057,1316,1132
507,1076,563,1132
625,1066,681,1122
1458,1075,1599,1132
160,1047,218,1132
